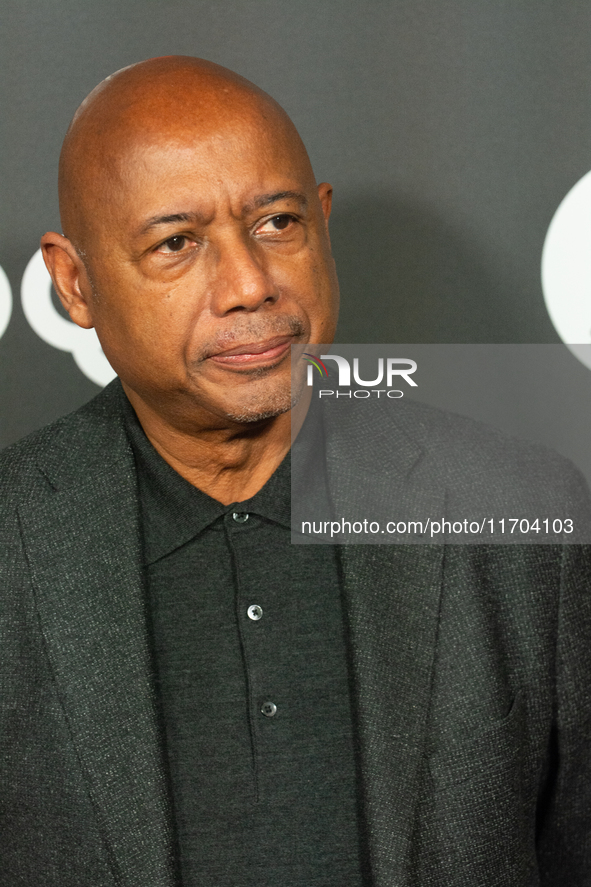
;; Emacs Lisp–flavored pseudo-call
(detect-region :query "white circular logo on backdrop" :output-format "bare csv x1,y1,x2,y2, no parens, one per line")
21,249,116,388
542,169,591,371
0,263,12,341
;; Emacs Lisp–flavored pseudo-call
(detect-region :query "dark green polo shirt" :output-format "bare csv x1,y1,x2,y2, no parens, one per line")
123,400,368,887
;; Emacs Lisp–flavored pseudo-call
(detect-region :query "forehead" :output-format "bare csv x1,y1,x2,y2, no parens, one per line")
91,110,315,229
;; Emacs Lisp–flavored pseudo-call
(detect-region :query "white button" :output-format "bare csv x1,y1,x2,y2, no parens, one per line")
247,604,263,621
232,512,249,524
261,701,277,718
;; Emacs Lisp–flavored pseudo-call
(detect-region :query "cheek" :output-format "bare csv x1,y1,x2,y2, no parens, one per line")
91,294,171,373
94,271,184,341
275,248,328,297
83,260,200,378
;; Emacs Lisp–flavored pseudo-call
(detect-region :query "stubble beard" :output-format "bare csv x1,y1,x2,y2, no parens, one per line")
221,359,308,424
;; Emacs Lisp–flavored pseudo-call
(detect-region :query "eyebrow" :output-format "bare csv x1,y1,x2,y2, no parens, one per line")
250,191,308,211
137,191,309,236
137,212,197,236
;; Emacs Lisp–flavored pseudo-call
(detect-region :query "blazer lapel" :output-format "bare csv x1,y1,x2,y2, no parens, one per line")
18,391,176,887
324,402,446,886
340,544,444,887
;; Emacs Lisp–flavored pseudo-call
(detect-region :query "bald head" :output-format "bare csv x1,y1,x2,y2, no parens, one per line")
59,56,314,251
43,55,338,435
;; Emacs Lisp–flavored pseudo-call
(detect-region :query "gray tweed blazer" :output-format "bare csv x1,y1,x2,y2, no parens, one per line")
0,380,590,886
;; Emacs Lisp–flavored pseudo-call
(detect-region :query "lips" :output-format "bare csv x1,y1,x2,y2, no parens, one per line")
208,335,293,367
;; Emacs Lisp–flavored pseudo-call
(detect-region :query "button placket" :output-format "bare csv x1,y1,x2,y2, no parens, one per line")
228,512,280,736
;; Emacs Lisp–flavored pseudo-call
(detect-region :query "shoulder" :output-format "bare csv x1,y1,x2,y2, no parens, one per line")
323,395,591,532
0,379,129,495
392,397,588,513
395,397,568,468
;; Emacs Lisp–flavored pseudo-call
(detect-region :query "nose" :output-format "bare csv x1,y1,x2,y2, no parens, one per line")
209,235,279,315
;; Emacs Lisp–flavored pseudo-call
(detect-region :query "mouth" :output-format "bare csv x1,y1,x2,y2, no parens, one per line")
208,335,294,369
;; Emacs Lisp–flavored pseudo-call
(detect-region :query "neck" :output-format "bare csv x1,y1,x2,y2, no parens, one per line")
122,384,311,504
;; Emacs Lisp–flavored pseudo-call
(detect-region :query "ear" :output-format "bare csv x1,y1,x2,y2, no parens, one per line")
317,182,333,228
40,232,95,329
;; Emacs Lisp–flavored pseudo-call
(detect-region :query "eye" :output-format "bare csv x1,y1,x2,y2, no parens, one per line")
158,235,189,253
270,214,292,230
256,214,296,234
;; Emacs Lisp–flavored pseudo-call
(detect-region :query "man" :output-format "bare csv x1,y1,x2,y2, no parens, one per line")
0,56,590,886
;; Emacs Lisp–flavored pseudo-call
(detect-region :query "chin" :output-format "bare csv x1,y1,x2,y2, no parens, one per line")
225,404,292,424
222,372,306,425
223,393,293,424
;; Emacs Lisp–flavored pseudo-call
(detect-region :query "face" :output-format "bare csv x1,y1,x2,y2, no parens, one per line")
51,111,339,431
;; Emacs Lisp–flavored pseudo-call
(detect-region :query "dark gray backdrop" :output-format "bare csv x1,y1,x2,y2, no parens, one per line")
1,0,590,449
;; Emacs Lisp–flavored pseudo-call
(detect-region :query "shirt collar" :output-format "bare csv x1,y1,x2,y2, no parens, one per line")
121,395,292,565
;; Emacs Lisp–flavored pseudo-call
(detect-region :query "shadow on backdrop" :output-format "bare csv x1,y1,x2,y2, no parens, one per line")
331,194,559,345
